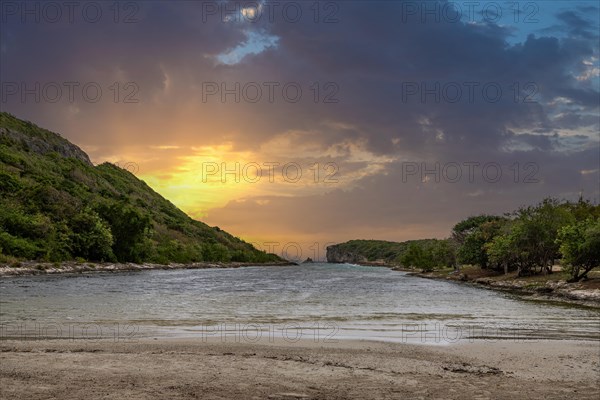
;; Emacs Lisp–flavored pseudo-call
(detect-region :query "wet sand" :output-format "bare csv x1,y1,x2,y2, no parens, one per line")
1,337,599,399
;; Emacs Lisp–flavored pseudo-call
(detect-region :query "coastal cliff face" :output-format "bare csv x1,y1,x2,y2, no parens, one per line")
326,239,441,265
326,245,368,264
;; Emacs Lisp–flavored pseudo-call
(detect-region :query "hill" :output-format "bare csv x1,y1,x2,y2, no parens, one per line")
0,112,281,264
326,239,444,265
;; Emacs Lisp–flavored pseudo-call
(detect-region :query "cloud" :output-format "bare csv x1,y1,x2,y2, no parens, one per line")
216,30,279,65
1,0,598,245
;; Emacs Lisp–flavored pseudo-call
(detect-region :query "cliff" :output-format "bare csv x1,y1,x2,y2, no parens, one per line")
326,239,441,265
326,245,368,264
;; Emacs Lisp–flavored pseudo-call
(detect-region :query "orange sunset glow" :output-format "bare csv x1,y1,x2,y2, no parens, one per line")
2,0,598,260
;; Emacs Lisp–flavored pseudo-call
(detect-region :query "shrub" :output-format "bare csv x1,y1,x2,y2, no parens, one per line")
69,210,115,261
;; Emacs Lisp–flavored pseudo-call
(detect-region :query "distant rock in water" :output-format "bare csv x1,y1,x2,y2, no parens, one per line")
302,257,314,263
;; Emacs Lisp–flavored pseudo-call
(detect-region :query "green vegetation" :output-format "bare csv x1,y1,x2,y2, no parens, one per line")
462,198,599,281
327,238,456,270
330,198,600,282
453,215,505,269
557,218,600,282
0,112,281,264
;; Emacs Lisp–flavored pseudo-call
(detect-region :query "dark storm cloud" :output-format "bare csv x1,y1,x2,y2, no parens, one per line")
246,1,598,157
0,2,245,98
1,0,598,242
2,1,597,151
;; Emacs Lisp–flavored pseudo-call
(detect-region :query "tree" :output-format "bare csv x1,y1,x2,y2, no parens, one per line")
563,197,600,222
455,217,505,269
432,240,456,269
486,224,523,275
202,243,231,262
510,199,574,275
485,199,576,276
401,243,434,271
558,218,600,282
98,202,151,262
230,249,252,262
69,210,114,261
452,215,501,245
0,231,42,259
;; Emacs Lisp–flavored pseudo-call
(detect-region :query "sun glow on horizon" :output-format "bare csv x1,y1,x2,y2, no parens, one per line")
138,143,259,218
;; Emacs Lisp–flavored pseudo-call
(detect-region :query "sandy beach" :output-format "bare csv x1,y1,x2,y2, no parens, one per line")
1,337,599,399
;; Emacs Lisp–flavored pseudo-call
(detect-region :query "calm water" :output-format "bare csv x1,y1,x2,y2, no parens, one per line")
1,263,598,344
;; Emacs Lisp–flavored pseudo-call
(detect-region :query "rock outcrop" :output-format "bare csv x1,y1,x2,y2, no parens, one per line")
326,245,368,264
1,126,92,166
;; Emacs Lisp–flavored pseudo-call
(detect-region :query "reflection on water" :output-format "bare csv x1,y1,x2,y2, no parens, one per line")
1,263,598,344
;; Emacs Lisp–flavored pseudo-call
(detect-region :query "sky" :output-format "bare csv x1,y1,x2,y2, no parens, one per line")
1,0,599,261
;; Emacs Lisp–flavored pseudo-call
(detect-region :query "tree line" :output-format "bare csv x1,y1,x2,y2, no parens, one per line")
400,198,600,282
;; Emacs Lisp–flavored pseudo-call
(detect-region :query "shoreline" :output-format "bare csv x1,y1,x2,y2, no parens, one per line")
0,260,297,277
2,337,598,399
405,270,600,308
346,262,600,308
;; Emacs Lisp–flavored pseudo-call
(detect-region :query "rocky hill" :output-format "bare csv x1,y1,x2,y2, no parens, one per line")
326,239,441,265
0,112,281,264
